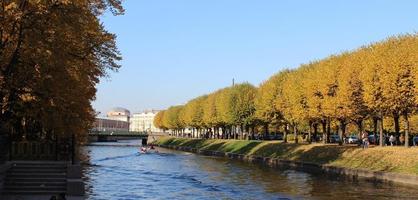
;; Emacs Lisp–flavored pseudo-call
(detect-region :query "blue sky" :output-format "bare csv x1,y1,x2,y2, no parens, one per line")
93,0,418,115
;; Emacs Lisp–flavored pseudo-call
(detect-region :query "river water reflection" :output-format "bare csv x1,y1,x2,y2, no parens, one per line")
82,140,418,200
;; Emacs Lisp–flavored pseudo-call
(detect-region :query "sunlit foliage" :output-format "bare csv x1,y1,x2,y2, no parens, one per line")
0,0,123,141
156,34,418,147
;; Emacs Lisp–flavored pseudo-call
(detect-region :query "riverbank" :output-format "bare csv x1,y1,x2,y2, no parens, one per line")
154,137,418,185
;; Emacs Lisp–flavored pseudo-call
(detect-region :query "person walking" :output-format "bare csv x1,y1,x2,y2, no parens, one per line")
400,134,405,146
389,135,395,146
362,131,369,149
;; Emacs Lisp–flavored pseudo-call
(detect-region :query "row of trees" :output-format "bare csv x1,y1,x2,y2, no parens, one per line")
155,34,418,147
0,0,123,141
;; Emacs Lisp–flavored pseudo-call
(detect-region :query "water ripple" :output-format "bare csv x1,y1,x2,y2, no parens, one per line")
81,142,418,200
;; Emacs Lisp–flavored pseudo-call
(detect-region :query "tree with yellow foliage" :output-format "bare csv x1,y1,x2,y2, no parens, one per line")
154,111,166,132
334,52,368,144
378,35,417,147
203,91,223,138
277,70,303,143
229,83,257,140
160,33,418,148
182,95,207,138
255,71,287,139
162,106,185,136
0,0,123,142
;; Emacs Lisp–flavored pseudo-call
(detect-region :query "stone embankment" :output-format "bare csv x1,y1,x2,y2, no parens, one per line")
155,137,418,186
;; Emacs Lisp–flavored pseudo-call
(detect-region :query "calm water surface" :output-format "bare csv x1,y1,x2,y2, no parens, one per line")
82,140,418,200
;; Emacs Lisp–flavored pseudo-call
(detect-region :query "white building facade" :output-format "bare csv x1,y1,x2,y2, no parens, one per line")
106,107,130,122
130,110,163,133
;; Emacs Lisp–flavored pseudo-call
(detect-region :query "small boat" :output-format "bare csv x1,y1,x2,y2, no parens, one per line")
139,147,148,154
139,146,158,154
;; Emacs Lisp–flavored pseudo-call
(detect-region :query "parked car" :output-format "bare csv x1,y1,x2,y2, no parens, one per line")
330,135,341,143
269,134,284,140
347,136,359,144
368,135,378,144
413,136,418,146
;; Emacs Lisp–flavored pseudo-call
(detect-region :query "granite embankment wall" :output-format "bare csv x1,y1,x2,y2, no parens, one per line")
155,137,418,186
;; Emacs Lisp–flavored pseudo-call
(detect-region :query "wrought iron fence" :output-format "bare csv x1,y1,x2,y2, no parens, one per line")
0,134,75,162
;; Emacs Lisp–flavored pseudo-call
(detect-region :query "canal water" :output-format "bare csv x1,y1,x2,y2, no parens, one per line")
82,140,418,200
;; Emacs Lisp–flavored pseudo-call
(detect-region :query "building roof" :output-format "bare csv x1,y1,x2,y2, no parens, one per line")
133,109,160,115
109,107,130,113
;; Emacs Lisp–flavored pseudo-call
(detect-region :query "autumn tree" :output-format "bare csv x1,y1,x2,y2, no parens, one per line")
203,91,222,138
229,83,257,140
0,0,123,142
154,111,166,132
162,106,185,136
161,33,418,148
255,71,287,139
215,87,234,139
182,95,207,138
379,35,417,147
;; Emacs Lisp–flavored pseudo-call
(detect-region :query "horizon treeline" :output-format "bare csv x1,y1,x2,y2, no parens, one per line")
0,0,124,141
154,34,418,147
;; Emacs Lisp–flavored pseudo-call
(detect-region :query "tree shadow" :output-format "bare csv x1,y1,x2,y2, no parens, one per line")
251,143,358,165
202,141,227,151
226,141,262,154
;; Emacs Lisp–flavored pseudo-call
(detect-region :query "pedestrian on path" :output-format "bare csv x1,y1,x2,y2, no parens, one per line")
362,131,369,149
389,135,396,146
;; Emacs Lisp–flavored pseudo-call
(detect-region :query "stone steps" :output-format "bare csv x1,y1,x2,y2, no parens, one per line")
3,189,67,195
4,185,66,191
9,168,66,173
4,177,67,182
2,161,68,196
5,181,66,187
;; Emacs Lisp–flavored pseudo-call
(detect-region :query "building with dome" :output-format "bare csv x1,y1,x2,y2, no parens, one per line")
106,107,130,122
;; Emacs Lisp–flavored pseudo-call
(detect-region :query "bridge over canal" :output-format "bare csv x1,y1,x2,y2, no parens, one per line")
88,131,167,144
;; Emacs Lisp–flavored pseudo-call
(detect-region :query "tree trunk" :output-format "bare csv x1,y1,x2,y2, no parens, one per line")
373,117,378,135
356,120,362,139
221,126,225,139
394,113,400,137
321,120,327,144
293,124,298,144
326,119,331,143
403,112,410,148
379,115,384,147
308,121,312,144
313,123,318,142
339,120,346,146
264,124,269,140
242,125,245,140
283,124,288,143
233,126,237,139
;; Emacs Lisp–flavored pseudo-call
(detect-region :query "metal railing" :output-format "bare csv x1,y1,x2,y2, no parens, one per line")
0,134,75,162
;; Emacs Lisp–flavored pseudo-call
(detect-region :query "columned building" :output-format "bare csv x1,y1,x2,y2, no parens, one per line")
106,107,130,122
92,118,130,132
130,110,163,133
92,107,131,132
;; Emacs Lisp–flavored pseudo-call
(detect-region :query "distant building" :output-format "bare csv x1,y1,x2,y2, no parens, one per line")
130,110,163,133
107,107,130,122
92,118,130,132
